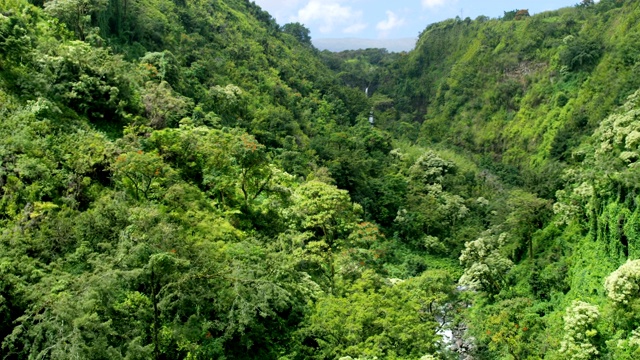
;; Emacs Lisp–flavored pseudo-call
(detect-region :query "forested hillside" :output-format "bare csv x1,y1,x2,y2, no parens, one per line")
2,0,640,358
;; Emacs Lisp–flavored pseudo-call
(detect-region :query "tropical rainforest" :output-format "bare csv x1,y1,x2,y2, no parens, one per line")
2,0,640,358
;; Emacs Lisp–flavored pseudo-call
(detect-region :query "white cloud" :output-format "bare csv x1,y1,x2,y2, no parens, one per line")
252,0,305,22
344,23,368,34
376,11,405,32
422,0,446,8
293,1,366,34
253,0,303,8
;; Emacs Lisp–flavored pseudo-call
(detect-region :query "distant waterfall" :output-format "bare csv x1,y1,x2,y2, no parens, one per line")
365,87,374,125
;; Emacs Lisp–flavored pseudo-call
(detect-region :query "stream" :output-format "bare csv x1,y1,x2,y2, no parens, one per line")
435,285,475,359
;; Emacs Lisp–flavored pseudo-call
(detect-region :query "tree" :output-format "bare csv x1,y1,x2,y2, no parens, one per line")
25,40,140,123
142,253,190,360
604,260,640,349
502,10,519,21
459,232,513,294
560,36,604,72
289,180,361,286
291,180,360,244
142,81,192,129
579,0,595,7
233,133,274,208
282,22,312,47
477,298,544,359
300,271,449,359
505,190,552,261
44,0,108,40
604,260,640,305
514,9,530,20
408,151,457,186
205,84,247,126
559,301,600,360
111,150,175,200
140,51,181,87
397,151,469,244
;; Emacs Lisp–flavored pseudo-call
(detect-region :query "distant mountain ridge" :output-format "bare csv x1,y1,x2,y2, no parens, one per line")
313,37,417,52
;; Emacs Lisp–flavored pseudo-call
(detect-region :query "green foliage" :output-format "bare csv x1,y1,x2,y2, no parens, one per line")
604,260,640,305
559,301,601,359
468,297,545,359
459,232,513,294
142,81,192,128
281,22,312,47
371,0,640,184
7,0,640,358
291,180,359,242
559,35,604,72
604,260,640,332
111,150,175,200
299,270,454,359
44,0,107,40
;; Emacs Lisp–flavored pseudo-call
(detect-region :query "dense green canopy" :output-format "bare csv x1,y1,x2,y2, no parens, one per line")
2,0,640,358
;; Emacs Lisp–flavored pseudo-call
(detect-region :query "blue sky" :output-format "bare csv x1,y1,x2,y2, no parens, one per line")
252,0,581,40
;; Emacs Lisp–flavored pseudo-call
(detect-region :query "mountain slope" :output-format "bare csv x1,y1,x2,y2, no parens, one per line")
377,1,640,172
3,0,640,359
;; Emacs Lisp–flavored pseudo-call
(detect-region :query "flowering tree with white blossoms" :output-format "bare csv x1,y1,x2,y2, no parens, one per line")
459,232,513,294
559,301,600,360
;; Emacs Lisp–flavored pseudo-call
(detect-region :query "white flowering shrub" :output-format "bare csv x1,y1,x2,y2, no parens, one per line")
594,90,640,165
604,260,640,304
476,197,490,207
423,235,447,254
553,200,582,226
459,232,513,293
409,152,456,185
610,328,640,359
553,180,594,226
559,301,600,360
